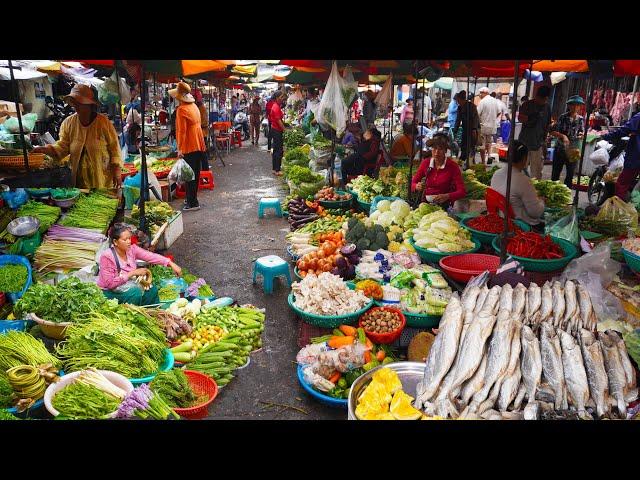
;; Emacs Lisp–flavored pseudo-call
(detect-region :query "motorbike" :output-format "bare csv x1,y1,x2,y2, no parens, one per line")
587,133,629,205
45,96,74,139
233,109,250,141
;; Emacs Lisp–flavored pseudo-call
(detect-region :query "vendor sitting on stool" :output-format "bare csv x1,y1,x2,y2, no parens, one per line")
98,224,182,305
490,140,545,230
410,132,466,208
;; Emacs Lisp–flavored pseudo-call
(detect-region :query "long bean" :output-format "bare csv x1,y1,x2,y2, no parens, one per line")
34,240,100,273
17,201,61,233
59,192,118,232
0,331,61,371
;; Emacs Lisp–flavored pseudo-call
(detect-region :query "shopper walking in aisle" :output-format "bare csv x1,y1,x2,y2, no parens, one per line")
477,86,503,164
170,81,206,211
415,87,432,125
249,97,262,145
32,84,122,189
517,86,552,180
453,90,480,165
362,90,377,127
400,97,414,125
448,92,459,126
603,111,640,201
265,94,276,151
270,91,286,176
549,95,585,189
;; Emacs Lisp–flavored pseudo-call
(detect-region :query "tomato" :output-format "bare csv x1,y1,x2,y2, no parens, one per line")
322,245,333,256
300,271,307,278
298,261,307,271
310,259,318,270
316,250,325,260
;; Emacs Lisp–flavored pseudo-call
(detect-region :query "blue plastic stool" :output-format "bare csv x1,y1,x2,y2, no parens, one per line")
252,255,291,294
258,197,282,218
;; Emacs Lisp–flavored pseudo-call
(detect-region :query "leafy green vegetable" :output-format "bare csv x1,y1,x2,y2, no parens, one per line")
158,286,179,302
532,180,572,208
0,264,28,293
463,170,488,200
14,277,106,324
52,381,120,419
17,200,61,233
623,329,640,368
347,175,407,202
150,369,200,408
0,409,19,420
150,265,176,285
283,128,306,150
285,165,323,184
283,146,311,169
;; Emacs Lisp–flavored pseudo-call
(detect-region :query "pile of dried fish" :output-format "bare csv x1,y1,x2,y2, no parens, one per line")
415,280,638,420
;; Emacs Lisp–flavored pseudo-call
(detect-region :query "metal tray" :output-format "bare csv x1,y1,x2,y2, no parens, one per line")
7,216,40,237
347,361,425,420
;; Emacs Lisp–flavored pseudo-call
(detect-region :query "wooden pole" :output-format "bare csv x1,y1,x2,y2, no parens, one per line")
139,66,148,234
574,75,594,206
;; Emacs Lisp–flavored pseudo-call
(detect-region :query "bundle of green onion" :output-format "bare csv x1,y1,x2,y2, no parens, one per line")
59,192,118,232
34,239,100,273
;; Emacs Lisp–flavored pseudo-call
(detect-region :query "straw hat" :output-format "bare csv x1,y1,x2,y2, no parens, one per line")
64,84,97,106
169,81,195,103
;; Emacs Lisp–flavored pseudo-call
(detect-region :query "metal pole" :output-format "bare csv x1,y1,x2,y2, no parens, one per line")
629,75,639,121
407,62,419,204
573,75,594,206
7,60,30,172
114,61,125,144
525,61,534,98
465,76,470,169
139,67,148,234
153,73,159,145
500,61,521,263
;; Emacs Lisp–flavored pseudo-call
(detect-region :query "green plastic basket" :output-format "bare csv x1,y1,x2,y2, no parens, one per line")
373,300,441,328
294,266,304,280
357,199,372,213
409,237,481,264
460,217,531,246
491,235,578,272
288,292,373,328
319,190,353,209
345,188,358,200
622,248,640,274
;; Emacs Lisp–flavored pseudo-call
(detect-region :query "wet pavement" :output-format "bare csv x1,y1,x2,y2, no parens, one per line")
168,137,343,420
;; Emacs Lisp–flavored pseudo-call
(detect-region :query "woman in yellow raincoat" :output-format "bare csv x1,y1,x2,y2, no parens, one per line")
33,84,122,188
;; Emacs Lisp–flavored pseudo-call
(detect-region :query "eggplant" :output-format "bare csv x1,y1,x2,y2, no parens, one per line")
346,254,360,265
344,265,356,280
289,213,317,222
340,243,357,255
335,256,348,269
330,267,340,276
291,215,318,228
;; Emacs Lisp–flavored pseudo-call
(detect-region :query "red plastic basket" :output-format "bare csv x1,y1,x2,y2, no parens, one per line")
173,370,218,419
439,254,501,283
358,307,406,344
0,292,5,308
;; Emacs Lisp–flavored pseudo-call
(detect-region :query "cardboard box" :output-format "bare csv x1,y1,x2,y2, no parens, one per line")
0,100,24,117
156,211,183,250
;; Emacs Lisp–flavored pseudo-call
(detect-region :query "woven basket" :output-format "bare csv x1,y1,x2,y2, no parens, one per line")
29,314,71,340
288,292,373,328
172,370,218,419
0,153,44,171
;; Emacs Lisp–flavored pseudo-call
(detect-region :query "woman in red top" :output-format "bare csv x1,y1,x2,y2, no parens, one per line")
411,133,466,207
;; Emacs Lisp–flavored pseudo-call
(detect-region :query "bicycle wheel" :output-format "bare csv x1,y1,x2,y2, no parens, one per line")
587,169,605,205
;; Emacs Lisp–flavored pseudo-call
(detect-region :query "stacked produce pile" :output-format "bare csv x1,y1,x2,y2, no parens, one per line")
412,210,475,253
150,369,203,409
130,200,175,237
282,145,311,172
388,268,452,316
34,225,106,274
283,128,306,150
462,170,488,200
297,324,397,400
285,165,326,199
504,231,564,259
347,175,407,202
292,272,370,316
315,186,351,202
59,191,118,233
148,159,177,175
172,306,265,387
466,213,522,234
294,231,354,279
345,218,389,252
414,280,638,420
532,180,572,208
468,164,500,186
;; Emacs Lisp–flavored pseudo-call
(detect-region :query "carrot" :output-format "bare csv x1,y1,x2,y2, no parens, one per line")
376,350,386,361
365,338,374,350
364,351,372,363
328,371,341,384
338,325,357,336
327,335,355,348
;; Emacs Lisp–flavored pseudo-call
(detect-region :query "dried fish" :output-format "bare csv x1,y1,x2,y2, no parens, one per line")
558,329,590,417
540,323,568,410
579,329,610,418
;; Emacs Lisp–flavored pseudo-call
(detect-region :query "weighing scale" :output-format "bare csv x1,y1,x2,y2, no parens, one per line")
6,216,42,256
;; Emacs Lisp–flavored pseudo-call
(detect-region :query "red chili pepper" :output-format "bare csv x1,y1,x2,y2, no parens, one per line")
505,231,564,259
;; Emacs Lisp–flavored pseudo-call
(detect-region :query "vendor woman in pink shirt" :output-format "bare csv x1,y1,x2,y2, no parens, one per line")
410,132,466,207
98,224,182,305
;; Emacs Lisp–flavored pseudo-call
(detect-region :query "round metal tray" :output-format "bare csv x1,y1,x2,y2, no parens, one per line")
7,216,40,237
347,361,425,420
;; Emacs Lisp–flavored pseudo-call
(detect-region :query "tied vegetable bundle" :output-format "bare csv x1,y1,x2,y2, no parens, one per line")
16,200,61,233
0,264,28,293
150,369,201,408
14,277,106,324
505,231,564,259
56,302,167,378
59,191,118,232
0,330,61,371
33,239,101,273
532,180,572,208
467,213,522,234
282,145,311,171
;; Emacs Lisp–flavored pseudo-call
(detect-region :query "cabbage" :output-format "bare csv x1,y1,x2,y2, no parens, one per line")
376,199,391,212
369,210,381,222
378,211,395,228
390,199,411,219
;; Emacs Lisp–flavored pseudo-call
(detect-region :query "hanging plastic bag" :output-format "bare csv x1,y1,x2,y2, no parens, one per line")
562,242,621,288
316,61,348,137
375,74,393,115
341,65,358,108
119,77,131,106
3,113,37,134
589,143,610,166
167,158,195,185
595,195,638,233
545,209,580,245
98,72,120,105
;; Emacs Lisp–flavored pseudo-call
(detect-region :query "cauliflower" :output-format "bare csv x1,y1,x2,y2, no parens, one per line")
378,211,395,228
376,199,391,212
390,199,411,219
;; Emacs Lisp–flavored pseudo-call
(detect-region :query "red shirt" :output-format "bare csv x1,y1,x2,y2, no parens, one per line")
270,102,284,132
265,100,275,122
411,157,466,203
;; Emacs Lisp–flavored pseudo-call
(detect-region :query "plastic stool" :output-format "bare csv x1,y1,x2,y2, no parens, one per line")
231,130,243,148
252,255,291,294
258,197,282,218
198,170,214,191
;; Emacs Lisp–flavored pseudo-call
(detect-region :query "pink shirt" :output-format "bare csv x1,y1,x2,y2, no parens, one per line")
97,244,170,290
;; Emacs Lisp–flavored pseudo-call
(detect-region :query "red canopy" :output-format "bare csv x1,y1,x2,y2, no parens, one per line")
614,60,640,76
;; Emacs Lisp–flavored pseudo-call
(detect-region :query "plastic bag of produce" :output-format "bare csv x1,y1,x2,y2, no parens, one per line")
588,144,610,166
312,343,367,375
316,61,348,137
595,196,638,233
3,113,37,134
98,72,120,105
545,209,580,245
167,158,195,185
562,242,621,288
341,65,358,108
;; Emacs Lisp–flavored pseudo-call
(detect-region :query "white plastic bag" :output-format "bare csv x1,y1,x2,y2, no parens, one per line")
375,74,394,114
562,242,621,288
316,61,348,136
589,146,610,166
341,65,358,108
167,158,195,185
